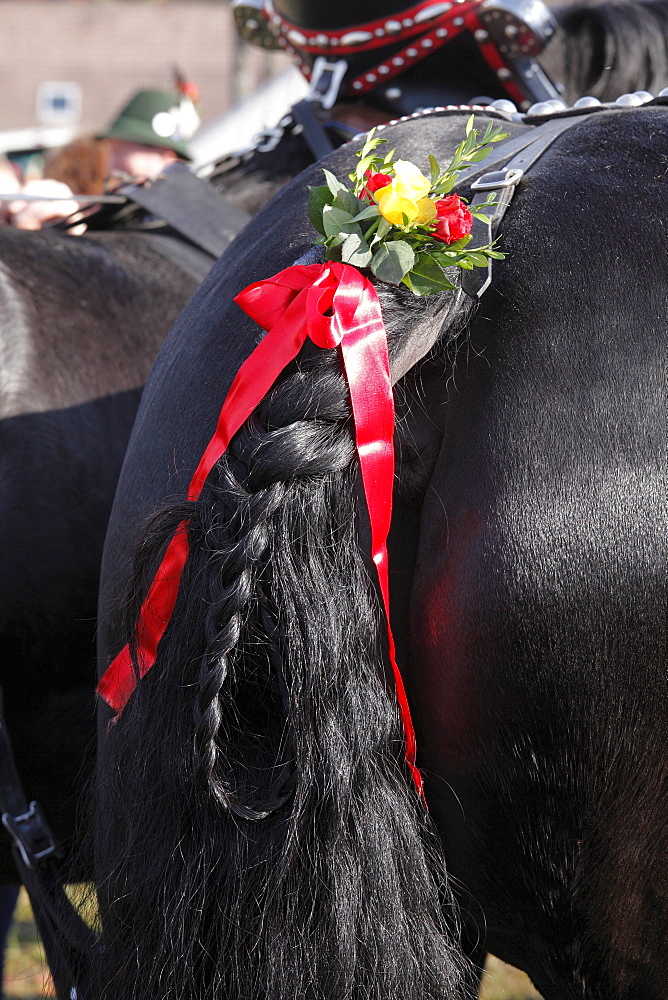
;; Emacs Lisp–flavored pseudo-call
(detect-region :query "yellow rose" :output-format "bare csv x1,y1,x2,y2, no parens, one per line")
374,160,436,226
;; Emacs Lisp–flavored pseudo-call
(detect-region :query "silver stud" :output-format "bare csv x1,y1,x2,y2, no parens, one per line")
497,67,512,80
453,16,464,25
659,87,668,97
421,37,434,47
406,47,418,56
392,56,405,66
633,90,654,103
378,64,390,73
403,17,414,26
385,20,402,33
527,101,550,115
286,29,307,44
365,73,377,82
572,96,601,108
352,81,363,90
489,98,518,113
615,92,644,106
415,2,453,22
436,27,449,37
341,30,374,45
375,27,386,37
385,87,402,100
544,98,567,112
474,29,489,42
504,23,518,37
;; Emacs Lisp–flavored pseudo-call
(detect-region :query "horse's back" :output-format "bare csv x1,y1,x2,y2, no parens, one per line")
410,108,668,998
0,227,198,879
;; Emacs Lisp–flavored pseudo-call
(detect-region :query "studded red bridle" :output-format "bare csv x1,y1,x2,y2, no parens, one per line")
263,0,554,108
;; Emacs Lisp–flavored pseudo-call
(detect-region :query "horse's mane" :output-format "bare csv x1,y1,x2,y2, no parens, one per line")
553,0,668,100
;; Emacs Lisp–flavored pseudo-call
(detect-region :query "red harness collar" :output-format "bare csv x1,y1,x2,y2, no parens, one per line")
267,0,531,107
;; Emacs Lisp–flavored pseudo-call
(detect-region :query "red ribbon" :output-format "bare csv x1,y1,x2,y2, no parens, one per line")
97,261,421,793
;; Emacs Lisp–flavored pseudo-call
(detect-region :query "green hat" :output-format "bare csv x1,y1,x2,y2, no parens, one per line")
99,89,199,160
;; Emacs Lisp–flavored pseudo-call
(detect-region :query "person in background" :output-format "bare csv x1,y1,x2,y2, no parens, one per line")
7,87,200,230
44,135,110,195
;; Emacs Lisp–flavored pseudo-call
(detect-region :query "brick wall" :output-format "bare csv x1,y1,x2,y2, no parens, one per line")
0,1,291,133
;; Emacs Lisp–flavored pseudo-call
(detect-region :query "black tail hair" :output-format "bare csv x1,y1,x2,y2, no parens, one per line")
555,0,668,100
95,280,474,1000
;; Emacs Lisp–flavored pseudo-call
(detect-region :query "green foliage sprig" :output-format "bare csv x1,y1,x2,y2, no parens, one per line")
307,116,509,295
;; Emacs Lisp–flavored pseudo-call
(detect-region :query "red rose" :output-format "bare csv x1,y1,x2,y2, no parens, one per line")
432,194,473,244
363,169,392,201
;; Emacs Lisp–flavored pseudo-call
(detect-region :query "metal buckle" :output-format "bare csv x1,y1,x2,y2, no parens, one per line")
478,0,556,57
2,801,61,870
470,167,524,191
307,57,348,110
231,0,282,49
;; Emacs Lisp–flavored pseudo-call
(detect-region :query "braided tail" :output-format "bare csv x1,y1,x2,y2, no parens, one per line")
96,328,470,999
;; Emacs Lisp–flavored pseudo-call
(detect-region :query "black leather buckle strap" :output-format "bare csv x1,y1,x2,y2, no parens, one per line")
458,112,601,298
0,690,100,999
119,160,251,261
291,100,336,161
2,801,60,871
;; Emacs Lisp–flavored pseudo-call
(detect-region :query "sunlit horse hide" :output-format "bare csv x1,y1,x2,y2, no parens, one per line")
95,103,667,1000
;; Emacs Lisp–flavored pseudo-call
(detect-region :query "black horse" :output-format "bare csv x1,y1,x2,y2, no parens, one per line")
1,0,667,965
95,101,667,1000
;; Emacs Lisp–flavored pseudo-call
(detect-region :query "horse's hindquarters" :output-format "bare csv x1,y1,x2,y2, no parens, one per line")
409,269,668,998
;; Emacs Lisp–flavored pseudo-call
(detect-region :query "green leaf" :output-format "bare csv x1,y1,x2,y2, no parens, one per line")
323,168,348,198
322,205,358,238
370,240,415,284
403,252,457,295
465,114,475,136
352,203,381,223
466,148,493,163
356,154,379,178
341,232,373,267
333,188,359,215
464,251,490,267
383,148,396,164
446,236,472,251
308,186,334,235
429,154,440,186
324,231,347,248
376,216,392,240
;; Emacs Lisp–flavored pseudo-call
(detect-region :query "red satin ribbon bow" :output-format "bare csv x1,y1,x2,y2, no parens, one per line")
97,261,421,794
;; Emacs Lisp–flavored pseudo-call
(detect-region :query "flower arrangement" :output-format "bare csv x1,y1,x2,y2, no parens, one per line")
308,116,508,295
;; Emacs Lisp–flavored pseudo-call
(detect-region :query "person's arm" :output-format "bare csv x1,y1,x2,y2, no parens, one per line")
8,179,81,230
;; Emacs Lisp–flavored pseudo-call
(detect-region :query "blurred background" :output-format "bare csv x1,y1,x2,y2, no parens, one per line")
0,0,299,179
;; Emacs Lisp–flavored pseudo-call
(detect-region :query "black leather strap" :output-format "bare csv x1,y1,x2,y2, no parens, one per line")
292,99,337,161
119,161,251,261
0,689,99,999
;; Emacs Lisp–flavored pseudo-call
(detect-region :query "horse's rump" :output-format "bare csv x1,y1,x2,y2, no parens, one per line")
95,107,667,999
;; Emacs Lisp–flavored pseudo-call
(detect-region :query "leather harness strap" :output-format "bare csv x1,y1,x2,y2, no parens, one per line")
457,101,665,297
459,113,593,297
119,160,252,262
0,690,98,999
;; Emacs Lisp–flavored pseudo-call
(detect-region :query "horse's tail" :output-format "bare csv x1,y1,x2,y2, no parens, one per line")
554,0,668,101
95,284,472,1000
